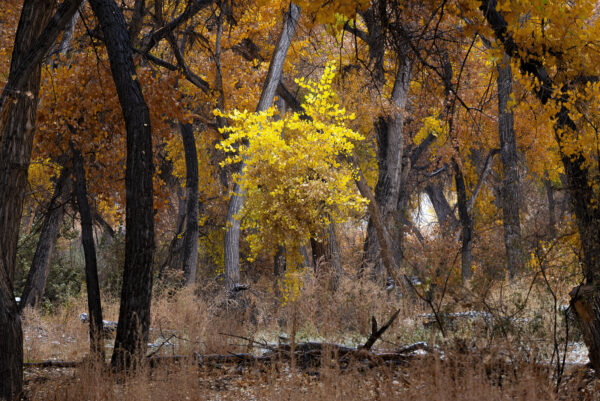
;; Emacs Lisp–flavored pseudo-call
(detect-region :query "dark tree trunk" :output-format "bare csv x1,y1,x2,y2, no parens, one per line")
89,0,155,370
20,165,71,310
0,1,80,398
425,182,458,232
158,186,185,280
274,246,286,277
545,178,557,240
72,146,104,358
496,54,522,278
453,161,473,282
223,3,300,290
180,123,199,286
363,47,412,277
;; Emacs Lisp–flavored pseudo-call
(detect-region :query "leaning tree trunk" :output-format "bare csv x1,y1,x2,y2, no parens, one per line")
223,3,300,291
496,54,522,278
72,146,104,358
0,1,83,398
88,0,155,370
20,165,71,310
180,122,199,286
425,182,458,233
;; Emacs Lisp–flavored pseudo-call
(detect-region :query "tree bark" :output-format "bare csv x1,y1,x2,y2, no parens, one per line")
72,146,104,358
88,0,155,370
310,222,342,291
274,246,286,277
364,51,413,276
20,165,71,310
0,1,74,398
496,54,522,278
223,3,300,290
453,160,473,282
179,122,199,285
425,182,458,232
545,178,557,240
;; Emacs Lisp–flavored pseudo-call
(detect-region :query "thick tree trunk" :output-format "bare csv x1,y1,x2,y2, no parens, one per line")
89,0,155,370
364,52,412,276
496,54,522,278
223,3,300,290
20,165,71,310
72,146,104,358
0,1,77,398
453,161,473,282
180,123,199,286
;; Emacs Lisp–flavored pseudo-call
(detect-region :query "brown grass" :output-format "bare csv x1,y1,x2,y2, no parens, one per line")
21,271,597,400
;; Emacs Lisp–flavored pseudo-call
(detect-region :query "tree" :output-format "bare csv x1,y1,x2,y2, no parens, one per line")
88,0,155,369
496,54,522,277
0,1,83,398
223,3,301,291
20,164,71,310
72,144,104,358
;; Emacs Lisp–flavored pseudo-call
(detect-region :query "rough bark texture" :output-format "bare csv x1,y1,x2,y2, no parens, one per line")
453,161,473,282
89,0,155,370
180,123,199,286
0,1,68,398
20,165,71,310
364,52,412,276
496,54,522,278
223,3,300,290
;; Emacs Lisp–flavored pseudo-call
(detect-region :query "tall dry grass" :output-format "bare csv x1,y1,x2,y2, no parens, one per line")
21,266,594,400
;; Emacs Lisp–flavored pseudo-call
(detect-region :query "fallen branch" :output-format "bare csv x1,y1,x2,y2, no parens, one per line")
361,309,402,351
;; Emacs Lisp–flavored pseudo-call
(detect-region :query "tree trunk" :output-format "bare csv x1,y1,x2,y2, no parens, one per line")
20,165,71,310
425,182,458,232
223,3,300,290
310,222,342,291
496,54,522,278
545,178,556,240
180,122,199,286
364,52,412,276
274,246,286,277
72,146,104,358
88,0,155,370
453,160,473,282
0,1,76,398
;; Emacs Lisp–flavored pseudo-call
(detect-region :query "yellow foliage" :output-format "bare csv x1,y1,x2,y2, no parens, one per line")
216,62,366,270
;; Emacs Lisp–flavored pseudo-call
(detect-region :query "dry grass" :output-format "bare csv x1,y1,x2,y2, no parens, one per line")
21,271,598,400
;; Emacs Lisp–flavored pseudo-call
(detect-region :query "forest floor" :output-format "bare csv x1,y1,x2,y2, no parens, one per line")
20,274,600,400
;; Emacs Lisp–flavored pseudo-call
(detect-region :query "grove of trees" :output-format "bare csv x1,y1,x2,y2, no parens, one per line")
2,0,600,398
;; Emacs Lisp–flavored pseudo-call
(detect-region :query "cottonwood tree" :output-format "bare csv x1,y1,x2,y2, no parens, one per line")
0,0,83,398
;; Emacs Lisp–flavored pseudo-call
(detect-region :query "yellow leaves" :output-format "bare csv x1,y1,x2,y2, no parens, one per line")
414,113,447,146
216,61,366,273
